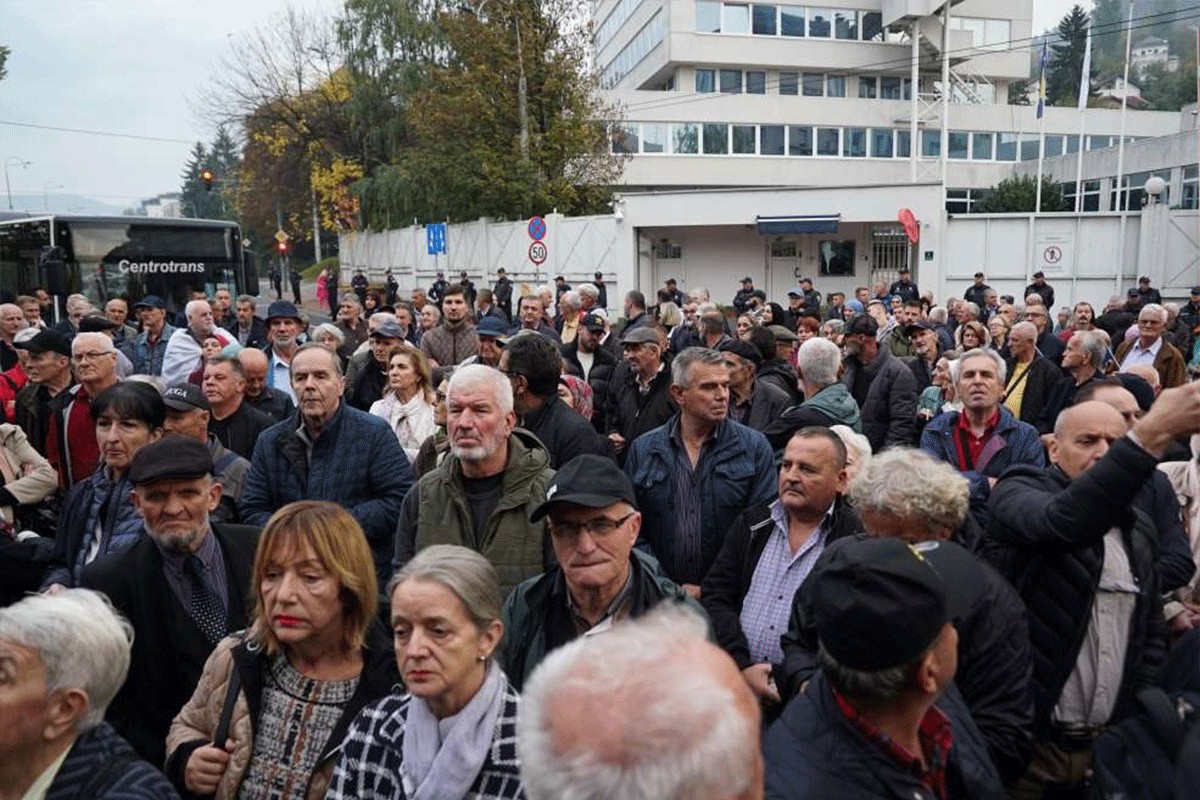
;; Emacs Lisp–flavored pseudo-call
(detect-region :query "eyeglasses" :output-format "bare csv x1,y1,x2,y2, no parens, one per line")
73,351,114,362
549,513,634,540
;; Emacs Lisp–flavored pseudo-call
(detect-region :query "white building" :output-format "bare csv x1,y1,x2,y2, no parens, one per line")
1131,36,1179,78
593,0,1181,303
141,193,182,218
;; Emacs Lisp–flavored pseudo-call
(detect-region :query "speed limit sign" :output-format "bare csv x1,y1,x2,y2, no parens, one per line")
528,241,548,265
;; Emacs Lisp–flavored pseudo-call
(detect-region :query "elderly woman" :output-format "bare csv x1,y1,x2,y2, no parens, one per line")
987,316,1011,353
917,352,962,422
0,421,59,604
40,382,165,591
829,424,871,483
0,421,57,532
326,544,524,800
166,501,399,800
312,323,348,371
819,318,845,346
556,375,593,423
657,301,683,339
370,346,437,463
736,312,758,340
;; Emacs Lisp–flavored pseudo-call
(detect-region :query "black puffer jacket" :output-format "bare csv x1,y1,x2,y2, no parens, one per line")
604,359,677,460
561,340,617,435
984,437,1168,736
520,394,608,469
841,348,918,451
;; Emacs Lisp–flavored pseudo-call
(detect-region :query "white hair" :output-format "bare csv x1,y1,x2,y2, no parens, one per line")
65,293,90,312
184,299,211,319
577,283,599,301
560,291,582,311
796,337,840,388
14,326,39,344
0,589,133,731
448,363,513,416
1139,303,1167,322
1009,321,1038,340
71,331,114,354
518,605,758,800
830,425,871,469
928,307,947,324
949,347,1008,384
311,322,345,344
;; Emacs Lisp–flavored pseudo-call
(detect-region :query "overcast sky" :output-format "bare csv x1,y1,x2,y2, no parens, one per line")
0,0,1087,210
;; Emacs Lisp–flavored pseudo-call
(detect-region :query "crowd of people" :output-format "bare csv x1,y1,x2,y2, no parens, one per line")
1,265,1200,800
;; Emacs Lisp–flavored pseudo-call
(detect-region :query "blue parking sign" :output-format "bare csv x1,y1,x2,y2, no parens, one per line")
426,223,448,255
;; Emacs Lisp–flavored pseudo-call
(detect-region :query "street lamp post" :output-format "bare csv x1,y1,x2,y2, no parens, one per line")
43,182,63,212
4,158,32,210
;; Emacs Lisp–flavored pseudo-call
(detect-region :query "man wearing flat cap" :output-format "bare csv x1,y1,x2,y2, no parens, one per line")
81,436,260,766
123,295,177,377
501,454,701,691
605,325,676,464
719,338,791,433
763,536,1006,799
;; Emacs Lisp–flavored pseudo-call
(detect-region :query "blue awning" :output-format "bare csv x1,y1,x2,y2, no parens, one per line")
755,214,840,235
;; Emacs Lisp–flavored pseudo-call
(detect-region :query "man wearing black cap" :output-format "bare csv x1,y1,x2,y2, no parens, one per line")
1024,271,1055,309
562,312,618,434
461,315,506,367
80,436,260,766
888,267,920,304
1135,276,1162,306
161,383,250,522
124,295,177,376
351,269,369,305
1178,285,1200,337
12,330,74,456
733,276,756,315
591,271,607,310
493,267,513,320
458,270,477,308
606,326,676,463
501,453,700,691
719,338,791,433
265,299,304,402
842,313,917,452
763,536,1006,799
428,271,449,307
964,272,991,309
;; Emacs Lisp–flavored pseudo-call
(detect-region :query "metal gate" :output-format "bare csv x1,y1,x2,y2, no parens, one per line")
870,225,914,290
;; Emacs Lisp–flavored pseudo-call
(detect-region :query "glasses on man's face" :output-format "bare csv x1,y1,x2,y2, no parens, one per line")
73,351,114,362
549,513,634,540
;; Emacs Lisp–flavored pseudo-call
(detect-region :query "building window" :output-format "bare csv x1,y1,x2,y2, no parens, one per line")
896,129,911,158
598,0,644,50
921,130,940,158
780,5,804,36
826,75,846,97
859,76,877,98
819,240,856,276
703,123,729,154
948,131,969,160
600,11,665,88
844,127,866,157
672,123,699,154
971,132,994,161
752,4,777,35
809,8,832,37
696,69,716,93
789,125,813,156
761,125,785,155
746,71,767,94
695,0,722,33
879,76,904,99
779,72,799,95
816,127,839,156
642,123,668,153
732,125,757,153
945,188,991,214
802,73,824,96
610,124,640,154
1020,137,1040,161
654,240,683,259
720,69,743,93
1063,179,1102,212
870,128,893,158
771,240,798,258
722,3,750,34
1183,166,1199,209
1065,135,1081,154
996,133,1018,161
1045,135,1064,158
1112,171,1170,210
862,11,883,40
834,9,857,40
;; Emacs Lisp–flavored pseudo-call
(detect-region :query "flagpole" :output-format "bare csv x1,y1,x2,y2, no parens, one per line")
1036,41,1048,213
1074,23,1093,212
1114,1,1135,296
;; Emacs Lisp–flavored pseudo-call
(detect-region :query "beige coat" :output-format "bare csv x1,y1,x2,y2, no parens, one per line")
0,423,58,526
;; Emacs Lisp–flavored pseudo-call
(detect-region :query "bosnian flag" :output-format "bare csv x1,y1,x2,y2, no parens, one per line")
1036,40,1049,118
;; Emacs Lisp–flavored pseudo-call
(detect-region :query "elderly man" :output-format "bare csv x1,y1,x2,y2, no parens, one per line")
1116,303,1187,389
159,300,233,386
841,314,917,451
701,427,858,718
237,347,295,422
562,312,617,434
50,294,92,340
82,436,259,767
500,331,607,468
45,332,122,489
334,293,370,358
420,286,479,367
1003,320,1063,428
764,337,861,451
1,302,28,371
764,537,1006,799
418,301,440,337
232,294,268,349
461,315,506,367
619,291,653,341
1021,302,1066,366
920,348,1044,526
160,384,249,522
780,449,1034,784
203,354,273,459
518,605,760,800
263,299,304,403
346,320,405,411
755,326,799,402
503,454,700,690
718,338,791,433
556,290,583,345
986,388,1200,797
240,343,413,589
12,329,73,456
510,293,562,342
1037,328,1108,434
16,294,45,330
122,295,177,376
605,327,676,463
393,364,555,597
0,590,182,799
625,347,776,596
103,298,137,347
903,320,941,392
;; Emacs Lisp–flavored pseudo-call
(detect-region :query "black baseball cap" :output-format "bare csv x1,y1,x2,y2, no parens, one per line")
530,454,637,521
581,312,606,332
906,320,935,334
718,338,762,368
1032,271,1045,279
847,314,879,337
741,275,754,283
497,267,506,275
78,315,118,333
163,383,210,412
809,537,955,672
1138,276,1151,283
129,436,213,485
594,271,604,280
14,329,71,357
1127,288,1141,298
132,295,166,310
1191,286,1200,295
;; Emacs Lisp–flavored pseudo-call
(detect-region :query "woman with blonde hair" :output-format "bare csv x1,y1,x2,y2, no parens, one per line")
166,501,399,800
370,345,437,464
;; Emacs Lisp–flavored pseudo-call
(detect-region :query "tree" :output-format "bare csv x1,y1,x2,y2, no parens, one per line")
0,45,9,81
180,142,221,219
1008,80,1030,105
974,175,1067,213
1046,5,1094,107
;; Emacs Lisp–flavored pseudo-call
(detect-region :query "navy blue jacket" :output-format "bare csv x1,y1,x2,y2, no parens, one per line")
45,722,179,800
764,674,1006,800
625,416,776,585
240,403,413,589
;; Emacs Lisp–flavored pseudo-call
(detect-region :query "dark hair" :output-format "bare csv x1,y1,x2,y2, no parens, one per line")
625,290,646,311
746,326,775,361
91,382,166,430
764,302,787,328
656,289,674,305
700,311,725,335
904,299,923,310
504,332,563,398
1071,376,1127,406
205,354,245,378
789,426,848,469
443,286,466,300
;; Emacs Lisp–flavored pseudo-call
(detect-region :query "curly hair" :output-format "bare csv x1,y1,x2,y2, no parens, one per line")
847,447,969,536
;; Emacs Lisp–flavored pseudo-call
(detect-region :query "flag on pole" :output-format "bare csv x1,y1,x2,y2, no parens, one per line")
1037,40,1049,118
1077,24,1092,111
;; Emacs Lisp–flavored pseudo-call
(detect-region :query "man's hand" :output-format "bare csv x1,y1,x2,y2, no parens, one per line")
608,432,626,456
185,741,234,795
742,663,782,705
1131,382,1200,457
43,583,65,596
682,583,702,600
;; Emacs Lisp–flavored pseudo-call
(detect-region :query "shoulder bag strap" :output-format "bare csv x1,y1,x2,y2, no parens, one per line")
213,653,243,746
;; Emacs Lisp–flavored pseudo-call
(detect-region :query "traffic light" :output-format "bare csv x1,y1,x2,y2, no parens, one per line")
276,240,289,255
200,168,214,191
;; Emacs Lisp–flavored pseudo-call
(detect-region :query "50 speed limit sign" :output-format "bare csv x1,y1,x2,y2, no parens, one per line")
528,241,548,265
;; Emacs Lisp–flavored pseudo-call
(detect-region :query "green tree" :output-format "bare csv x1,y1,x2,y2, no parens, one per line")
975,175,1067,213
179,142,224,219
1008,80,1030,105
1046,5,1093,107
1139,58,1198,110
0,45,9,81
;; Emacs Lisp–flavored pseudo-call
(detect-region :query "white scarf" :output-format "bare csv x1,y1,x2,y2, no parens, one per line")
371,392,436,456
401,660,507,800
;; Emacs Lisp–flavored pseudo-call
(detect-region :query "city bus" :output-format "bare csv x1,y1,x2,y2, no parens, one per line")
0,214,258,319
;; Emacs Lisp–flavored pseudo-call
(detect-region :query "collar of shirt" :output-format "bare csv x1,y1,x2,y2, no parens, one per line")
668,415,721,450
955,406,999,438
769,498,836,538
567,566,634,634
1130,336,1163,359
20,745,71,800
833,687,953,800
635,360,664,392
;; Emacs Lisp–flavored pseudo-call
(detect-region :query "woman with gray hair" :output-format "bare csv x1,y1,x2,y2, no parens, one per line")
0,589,180,799
327,544,525,800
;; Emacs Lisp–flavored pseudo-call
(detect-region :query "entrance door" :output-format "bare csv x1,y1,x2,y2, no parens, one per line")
870,225,914,292
768,239,800,300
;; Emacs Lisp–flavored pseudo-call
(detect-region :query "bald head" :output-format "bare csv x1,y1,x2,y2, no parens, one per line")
1085,384,1141,430
1052,402,1127,479
0,303,24,341
237,348,269,398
